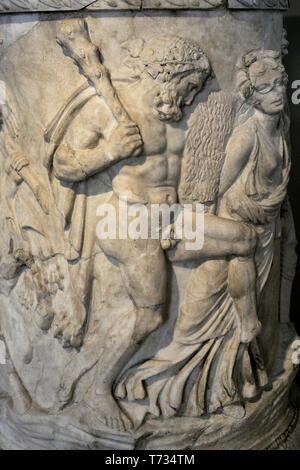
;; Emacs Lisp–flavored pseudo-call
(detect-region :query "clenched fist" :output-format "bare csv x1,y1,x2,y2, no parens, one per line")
107,122,143,161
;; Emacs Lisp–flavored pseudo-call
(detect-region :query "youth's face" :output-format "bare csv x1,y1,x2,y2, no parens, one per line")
250,61,286,115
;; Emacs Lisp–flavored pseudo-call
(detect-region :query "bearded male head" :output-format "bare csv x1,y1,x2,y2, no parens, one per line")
123,34,211,122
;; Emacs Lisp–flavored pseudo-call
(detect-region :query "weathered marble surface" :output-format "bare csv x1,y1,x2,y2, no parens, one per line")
0,0,289,11
228,0,289,9
0,2,298,450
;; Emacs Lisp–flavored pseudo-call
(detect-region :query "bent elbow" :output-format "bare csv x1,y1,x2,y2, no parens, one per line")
53,149,86,182
53,165,83,182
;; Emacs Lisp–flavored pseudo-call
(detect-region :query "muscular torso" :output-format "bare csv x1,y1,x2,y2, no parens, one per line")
61,81,185,205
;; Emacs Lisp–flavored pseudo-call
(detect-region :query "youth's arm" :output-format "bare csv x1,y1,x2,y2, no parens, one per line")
218,130,253,198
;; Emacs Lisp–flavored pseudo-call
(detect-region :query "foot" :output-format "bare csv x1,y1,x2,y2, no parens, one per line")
52,300,86,349
242,381,258,400
86,394,133,432
223,403,246,419
30,260,58,331
115,368,150,401
30,270,55,330
58,357,99,407
32,257,86,348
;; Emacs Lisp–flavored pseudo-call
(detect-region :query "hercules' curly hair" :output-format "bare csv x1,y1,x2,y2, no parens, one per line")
140,35,211,84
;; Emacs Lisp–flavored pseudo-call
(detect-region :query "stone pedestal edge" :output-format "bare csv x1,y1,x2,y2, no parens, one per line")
0,0,289,14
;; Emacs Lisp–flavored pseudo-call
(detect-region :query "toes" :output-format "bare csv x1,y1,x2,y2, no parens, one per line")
113,417,120,431
102,414,132,432
52,311,84,349
126,377,137,402
119,418,126,433
121,414,133,431
117,416,131,432
125,373,146,402
134,377,146,400
114,381,127,400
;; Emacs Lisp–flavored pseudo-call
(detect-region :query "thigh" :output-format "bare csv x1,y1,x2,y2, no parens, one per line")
120,238,167,306
169,213,254,261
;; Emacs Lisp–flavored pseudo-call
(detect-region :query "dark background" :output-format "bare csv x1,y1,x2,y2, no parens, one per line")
284,0,300,384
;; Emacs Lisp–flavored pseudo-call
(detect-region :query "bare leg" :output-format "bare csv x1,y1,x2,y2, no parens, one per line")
168,213,257,262
118,249,166,343
169,212,261,344
116,259,229,403
88,234,167,431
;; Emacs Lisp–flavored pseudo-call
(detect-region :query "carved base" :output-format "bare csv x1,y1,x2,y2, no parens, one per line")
269,385,300,450
0,8,297,451
265,406,300,450
0,326,299,450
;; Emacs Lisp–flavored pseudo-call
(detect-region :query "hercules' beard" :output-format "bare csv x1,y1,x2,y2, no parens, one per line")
153,81,183,122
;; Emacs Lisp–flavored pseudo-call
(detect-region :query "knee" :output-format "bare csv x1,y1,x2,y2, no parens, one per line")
234,224,257,257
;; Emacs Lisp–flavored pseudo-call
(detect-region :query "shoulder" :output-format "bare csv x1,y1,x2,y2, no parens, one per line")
226,118,256,156
63,94,115,147
73,95,115,130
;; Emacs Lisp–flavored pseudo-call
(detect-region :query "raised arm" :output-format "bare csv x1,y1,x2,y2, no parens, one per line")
53,97,142,183
218,129,253,198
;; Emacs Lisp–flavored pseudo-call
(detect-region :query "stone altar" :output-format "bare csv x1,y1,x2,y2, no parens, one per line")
0,0,299,450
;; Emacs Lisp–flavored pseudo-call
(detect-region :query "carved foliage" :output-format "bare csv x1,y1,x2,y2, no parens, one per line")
0,0,289,11
142,0,224,9
227,0,289,9
0,0,93,12
86,0,141,9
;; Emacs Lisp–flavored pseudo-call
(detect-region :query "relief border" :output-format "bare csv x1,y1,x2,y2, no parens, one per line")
0,0,289,13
